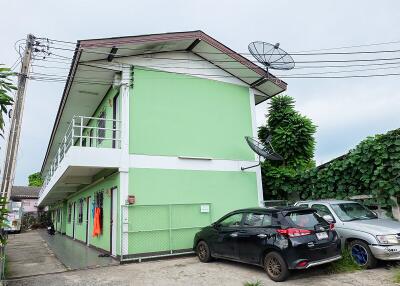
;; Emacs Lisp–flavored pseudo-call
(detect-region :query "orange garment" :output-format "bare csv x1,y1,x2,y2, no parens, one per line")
92,207,101,237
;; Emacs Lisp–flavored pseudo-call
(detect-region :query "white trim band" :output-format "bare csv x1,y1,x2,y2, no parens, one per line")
129,154,259,172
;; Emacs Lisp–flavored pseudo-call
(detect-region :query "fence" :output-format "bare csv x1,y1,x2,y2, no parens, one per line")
121,203,212,262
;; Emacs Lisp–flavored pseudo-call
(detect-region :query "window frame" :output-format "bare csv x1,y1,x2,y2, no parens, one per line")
78,199,84,224
218,212,244,228
68,203,72,223
242,212,274,228
97,111,106,145
311,203,336,222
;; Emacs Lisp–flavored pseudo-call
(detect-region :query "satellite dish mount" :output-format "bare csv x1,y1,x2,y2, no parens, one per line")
241,136,283,171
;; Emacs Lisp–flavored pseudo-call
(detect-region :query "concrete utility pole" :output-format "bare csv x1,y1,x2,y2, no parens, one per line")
0,34,35,199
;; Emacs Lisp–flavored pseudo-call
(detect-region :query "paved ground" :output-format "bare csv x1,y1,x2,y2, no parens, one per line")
5,256,397,286
38,230,118,270
4,231,397,285
5,230,118,279
5,231,66,278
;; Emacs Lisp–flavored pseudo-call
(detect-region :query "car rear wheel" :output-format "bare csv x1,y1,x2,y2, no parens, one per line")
196,241,212,263
349,240,377,268
264,251,289,282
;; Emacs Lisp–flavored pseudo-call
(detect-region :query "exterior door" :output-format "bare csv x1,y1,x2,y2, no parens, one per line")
112,94,120,148
110,187,117,256
213,213,243,259
86,197,91,245
238,212,275,264
72,202,76,239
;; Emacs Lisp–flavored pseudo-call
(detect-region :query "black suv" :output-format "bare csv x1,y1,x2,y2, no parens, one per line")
193,207,341,282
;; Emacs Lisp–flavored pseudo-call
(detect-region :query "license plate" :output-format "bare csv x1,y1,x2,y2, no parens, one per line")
316,232,328,240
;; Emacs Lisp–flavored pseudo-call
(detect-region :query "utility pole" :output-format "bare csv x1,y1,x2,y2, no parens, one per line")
0,34,35,199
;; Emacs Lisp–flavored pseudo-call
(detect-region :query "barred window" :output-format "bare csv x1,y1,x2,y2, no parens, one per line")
78,199,84,224
97,111,106,144
68,203,72,223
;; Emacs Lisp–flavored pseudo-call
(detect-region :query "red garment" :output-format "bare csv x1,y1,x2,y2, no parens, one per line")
92,207,101,237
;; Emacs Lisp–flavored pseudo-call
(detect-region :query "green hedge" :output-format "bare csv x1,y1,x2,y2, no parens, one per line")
262,128,400,206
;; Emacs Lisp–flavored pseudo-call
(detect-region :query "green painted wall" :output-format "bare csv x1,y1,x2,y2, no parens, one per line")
77,87,120,148
127,168,258,254
129,68,254,160
65,172,120,253
50,201,67,233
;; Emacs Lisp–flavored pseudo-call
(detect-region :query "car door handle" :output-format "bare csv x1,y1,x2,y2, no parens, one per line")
230,232,238,237
257,234,267,238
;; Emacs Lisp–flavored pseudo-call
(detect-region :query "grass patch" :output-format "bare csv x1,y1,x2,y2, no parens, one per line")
393,268,400,284
243,280,263,286
325,250,361,274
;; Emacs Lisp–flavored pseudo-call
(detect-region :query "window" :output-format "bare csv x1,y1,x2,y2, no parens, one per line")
312,204,334,218
68,203,72,223
97,111,106,144
286,211,328,229
219,213,243,227
243,213,272,227
78,199,84,224
23,201,31,206
297,204,309,208
89,129,93,147
330,203,377,222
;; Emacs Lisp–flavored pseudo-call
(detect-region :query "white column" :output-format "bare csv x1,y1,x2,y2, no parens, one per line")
249,88,264,207
119,65,131,256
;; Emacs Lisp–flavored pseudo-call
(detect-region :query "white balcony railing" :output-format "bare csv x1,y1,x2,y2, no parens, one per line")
40,115,121,197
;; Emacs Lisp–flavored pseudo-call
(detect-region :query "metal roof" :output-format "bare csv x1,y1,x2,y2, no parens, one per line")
41,31,287,174
10,186,40,199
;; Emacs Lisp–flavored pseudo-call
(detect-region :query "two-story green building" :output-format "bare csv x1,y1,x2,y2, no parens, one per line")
39,31,286,261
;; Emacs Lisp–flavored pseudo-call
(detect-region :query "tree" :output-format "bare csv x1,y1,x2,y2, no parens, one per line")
0,65,15,137
28,172,43,187
258,95,316,200
0,65,16,245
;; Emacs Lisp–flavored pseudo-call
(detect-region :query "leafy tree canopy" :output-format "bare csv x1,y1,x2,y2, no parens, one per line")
28,172,43,187
0,65,15,137
258,95,316,200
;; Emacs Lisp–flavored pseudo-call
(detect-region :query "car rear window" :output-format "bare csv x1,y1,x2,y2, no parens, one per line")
285,211,328,229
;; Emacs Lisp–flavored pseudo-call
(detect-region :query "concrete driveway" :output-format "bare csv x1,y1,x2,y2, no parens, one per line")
5,256,396,286
5,231,66,278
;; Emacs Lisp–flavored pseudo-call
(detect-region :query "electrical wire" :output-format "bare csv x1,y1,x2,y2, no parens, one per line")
25,66,400,83
31,62,400,76
37,36,400,56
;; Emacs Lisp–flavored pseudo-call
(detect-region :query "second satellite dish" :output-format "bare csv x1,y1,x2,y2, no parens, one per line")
248,41,295,72
242,136,283,170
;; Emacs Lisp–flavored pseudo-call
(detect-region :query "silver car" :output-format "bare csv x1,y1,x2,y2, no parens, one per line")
294,200,400,268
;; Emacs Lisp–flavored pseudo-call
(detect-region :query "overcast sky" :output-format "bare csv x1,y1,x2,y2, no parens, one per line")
1,0,400,185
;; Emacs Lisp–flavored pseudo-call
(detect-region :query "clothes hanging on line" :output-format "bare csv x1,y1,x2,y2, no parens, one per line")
92,207,101,237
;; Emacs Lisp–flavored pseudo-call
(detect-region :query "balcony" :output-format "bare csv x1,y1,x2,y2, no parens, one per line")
38,115,122,206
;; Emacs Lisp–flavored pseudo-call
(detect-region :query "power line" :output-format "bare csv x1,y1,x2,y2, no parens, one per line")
31,62,400,77
44,49,400,65
33,56,400,71
25,66,400,82
38,36,400,56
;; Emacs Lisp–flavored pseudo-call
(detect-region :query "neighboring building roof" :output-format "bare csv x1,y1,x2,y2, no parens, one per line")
10,186,40,200
41,30,288,174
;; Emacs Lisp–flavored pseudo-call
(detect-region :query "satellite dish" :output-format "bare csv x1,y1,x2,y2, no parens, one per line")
248,42,295,72
241,136,283,171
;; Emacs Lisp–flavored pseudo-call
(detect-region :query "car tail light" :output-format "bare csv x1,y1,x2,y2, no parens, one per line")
276,228,312,237
296,260,309,268
329,223,335,230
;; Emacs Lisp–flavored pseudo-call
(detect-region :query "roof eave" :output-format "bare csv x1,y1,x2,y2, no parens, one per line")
40,42,82,174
